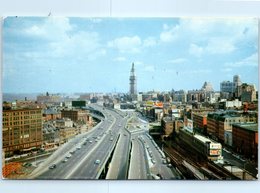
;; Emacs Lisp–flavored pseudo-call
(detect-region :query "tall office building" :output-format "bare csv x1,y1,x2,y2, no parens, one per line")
2,108,43,156
220,75,242,99
233,75,242,88
129,63,137,100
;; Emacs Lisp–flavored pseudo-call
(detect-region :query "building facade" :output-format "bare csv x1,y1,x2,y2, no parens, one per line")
43,108,61,121
207,112,246,142
232,123,258,161
61,109,90,124
2,108,43,156
192,112,207,131
161,117,174,137
237,83,257,102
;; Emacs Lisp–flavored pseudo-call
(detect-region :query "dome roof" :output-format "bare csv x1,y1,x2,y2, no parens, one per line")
202,81,214,92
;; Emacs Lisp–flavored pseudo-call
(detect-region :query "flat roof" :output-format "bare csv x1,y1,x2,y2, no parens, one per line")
194,134,212,143
233,123,258,132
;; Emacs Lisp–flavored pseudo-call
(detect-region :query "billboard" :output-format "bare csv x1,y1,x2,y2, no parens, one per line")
72,101,86,107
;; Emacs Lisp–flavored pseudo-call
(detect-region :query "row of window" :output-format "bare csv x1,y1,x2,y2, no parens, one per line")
3,111,42,116
3,115,42,121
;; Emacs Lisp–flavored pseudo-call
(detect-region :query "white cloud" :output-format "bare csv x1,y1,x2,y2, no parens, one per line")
160,18,257,56
108,35,142,53
205,37,236,54
49,31,101,58
160,25,179,42
17,18,103,61
114,57,126,62
167,58,188,64
189,43,203,57
24,17,72,41
225,53,258,68
143,37,157,47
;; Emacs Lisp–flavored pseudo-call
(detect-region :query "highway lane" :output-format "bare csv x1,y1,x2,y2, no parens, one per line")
64,108,124,179
141,134,178,179
67,134,119,179
32,127,102,178
106,130,130,179
33,105,120,179
126,112,178,179
105,110,130,179
33,106,180,180
128,136,149,179
37,137,101,179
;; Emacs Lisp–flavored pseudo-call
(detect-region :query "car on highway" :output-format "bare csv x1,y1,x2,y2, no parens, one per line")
156,174,162,179
23,162,32,167
66,154,72,158
49,164,56,169
95,159,101,164
110,138,113,141
162,160,167,164
62,159,68,163
69,150,75,154
89,140,93,143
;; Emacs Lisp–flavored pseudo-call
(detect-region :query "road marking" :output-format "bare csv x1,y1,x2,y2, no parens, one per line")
65,112,117,179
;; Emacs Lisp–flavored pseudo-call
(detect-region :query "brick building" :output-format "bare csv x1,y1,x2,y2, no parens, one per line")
232,123,258,161
43,108,61,121
59,127,77,143
207,112,245,142
192,113,207,130
2,108,43,156
161,117,174,137
61,109,90,124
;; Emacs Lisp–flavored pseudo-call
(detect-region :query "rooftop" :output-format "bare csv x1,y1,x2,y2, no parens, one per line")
194,134,212,143
233,123,258,132
44,108,60,115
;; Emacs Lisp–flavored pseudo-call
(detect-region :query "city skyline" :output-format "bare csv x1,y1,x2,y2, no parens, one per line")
3,17,259,93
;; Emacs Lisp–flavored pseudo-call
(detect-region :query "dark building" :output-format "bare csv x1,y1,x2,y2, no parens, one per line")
72,101,86,108
232,123,258,161
161,117,174,137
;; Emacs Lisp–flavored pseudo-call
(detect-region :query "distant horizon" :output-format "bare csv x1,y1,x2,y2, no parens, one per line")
3,17,259,93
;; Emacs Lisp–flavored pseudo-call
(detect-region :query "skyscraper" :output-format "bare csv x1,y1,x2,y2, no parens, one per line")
129,63,137,100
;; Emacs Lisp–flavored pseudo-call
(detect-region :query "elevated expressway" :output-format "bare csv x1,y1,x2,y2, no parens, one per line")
30,105,178,180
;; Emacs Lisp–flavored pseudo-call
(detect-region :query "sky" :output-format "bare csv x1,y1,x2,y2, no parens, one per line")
2,17,258,93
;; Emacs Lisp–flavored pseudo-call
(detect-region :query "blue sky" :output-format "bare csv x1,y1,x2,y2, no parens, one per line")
3,17,258,93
